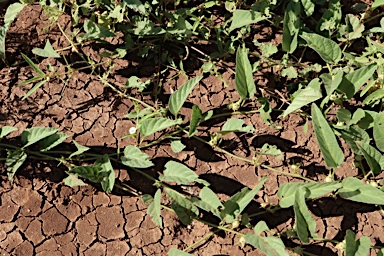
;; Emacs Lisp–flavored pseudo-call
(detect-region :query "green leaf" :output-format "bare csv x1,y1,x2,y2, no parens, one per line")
372,0,384,9
170,140,185,153
338,64,377,99
0,3,25,62
294,187,317,243
193,186,223,218
0,126,17,139
148,189,162,228
316,0,341,35
228,10,267,32
95,155,115,193
220,118,255,134
124,0,147,15
278,182,304,208
300,0,315,16
63,173,87,187
78,20,115,41
337,109,352,123
363,88,384,106
300,32,342,63
338,177,384,205
69,141,90,158
6,149,27,182
20,53,44,76
21,127,59,148
21,80,47,100
254,221,270,235
281,66,298,79
221,177,267,223
304,182,342,199
257,97,274,126
68,165,106,183
125,76,150,92
345,230,371,256
320,69,344,96
235,45,256,99
311,104,344,168
32,40,60,58
165,188,199,216
189,105,203,137
357,142,384,175
282,0,301,53
168,248,192,256
244,232,289,256
121,145,154,168
159,161,209,186
283,78,322,117
140,117,182,137
39,133,70,152
374,112,384,152
168,76,202,116
339,126,370,155
344,14,365,41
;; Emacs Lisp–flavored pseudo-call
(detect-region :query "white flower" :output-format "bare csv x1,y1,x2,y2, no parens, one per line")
129,127,137,134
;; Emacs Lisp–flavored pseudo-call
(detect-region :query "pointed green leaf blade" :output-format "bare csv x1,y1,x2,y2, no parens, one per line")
39,133,70,152
68,165,105,183
168,248,192,256
95,155,115,193
228,10,267,32
300,32,342,63
283,78,322,117
0,3,25,62
6,149,27,182
235,46,256,99
170,140,185,153
165,188,199,216
282,0,301,53
63,173,87,187
338,177,384,205
69,141,90,158
345,230,358,256
220,118,255,134
304,182,342,199
372,0,384,10
121,145,154,168
311,104,344,168
278,182,305,208
20,53,45,76
244,232,289,256
21,127,59,148
300,0,315,16
168,76,202,116
189,105,203,137
159,161,209,186
0,126,17,139
140,117,182,137
148,189,163,228
32,40,61,58
192,186,223,218
357,142,384,175
338,64,377,99
294,187,317,243
22,80,47,100
374,112,384,152
320,69,344,96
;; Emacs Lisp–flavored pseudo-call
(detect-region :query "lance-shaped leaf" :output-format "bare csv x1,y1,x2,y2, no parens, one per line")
311,104,344,168
121,145,154,168
21,127,59,148
244,231,289,256
68,165,106,183
338,177,384,205
192,186,223,218
338,64,377,99
320,69,344,96
374,112,384,152
159,161,209,186
140,117,182,137
300,32,342,63
148,189,162,227
283,78,322,117
219,118,255,134
168,248,192,256
235,46,256,99
345,230,371,256
228,10,267,32
168,76,202,116
300,0,315,16
357,142,384,175
69,141,90,158
39,133,70,152
32,40,61,58
95,155,115,193
165,188,199,216
0,126,17,139
282,0,301,53
294,187,317,243
339,125,370,155
6,149,27,182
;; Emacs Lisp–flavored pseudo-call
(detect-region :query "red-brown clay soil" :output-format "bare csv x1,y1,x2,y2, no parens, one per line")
1,4,384,256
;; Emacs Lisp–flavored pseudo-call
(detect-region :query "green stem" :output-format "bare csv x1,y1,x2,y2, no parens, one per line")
183,229,220,252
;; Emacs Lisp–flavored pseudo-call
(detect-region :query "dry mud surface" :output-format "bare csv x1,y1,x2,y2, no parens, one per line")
1,4,384,256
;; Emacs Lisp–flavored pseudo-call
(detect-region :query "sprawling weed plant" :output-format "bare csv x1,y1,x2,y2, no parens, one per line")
2,0,384,255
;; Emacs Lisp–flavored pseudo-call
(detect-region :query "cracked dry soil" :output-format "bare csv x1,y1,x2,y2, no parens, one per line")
1,4,384,256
